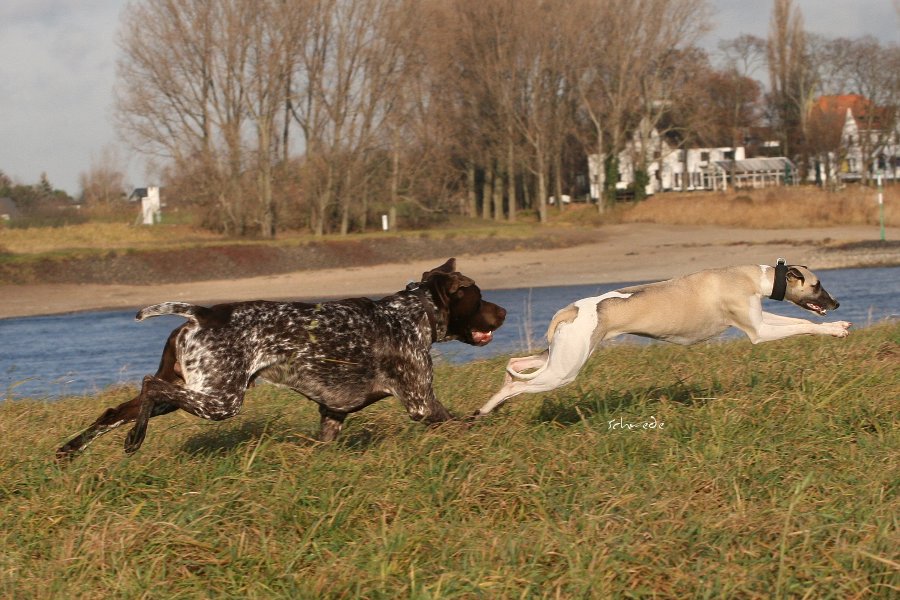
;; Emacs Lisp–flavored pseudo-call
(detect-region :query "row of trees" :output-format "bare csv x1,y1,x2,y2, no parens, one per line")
105,0,898,236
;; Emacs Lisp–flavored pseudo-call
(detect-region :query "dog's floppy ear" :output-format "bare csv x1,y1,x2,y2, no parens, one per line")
422,258,457,281
423,268,474,306
786,266,805,283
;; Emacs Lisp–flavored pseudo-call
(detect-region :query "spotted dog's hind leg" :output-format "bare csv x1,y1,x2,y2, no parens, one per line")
124,375,247,454
317,405,347,442
56,395,177,460
57,327,187,460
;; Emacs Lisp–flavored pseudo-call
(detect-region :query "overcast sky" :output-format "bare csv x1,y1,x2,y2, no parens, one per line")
1,0,898,197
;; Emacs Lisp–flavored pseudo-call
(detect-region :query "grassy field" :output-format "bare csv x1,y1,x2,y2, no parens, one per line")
0,215,540,257
1,322,897,598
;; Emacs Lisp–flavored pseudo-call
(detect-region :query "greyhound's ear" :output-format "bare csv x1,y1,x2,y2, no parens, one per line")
786,267,805,283
422,258,456,281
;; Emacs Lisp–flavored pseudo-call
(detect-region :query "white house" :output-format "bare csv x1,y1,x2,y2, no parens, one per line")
808,95,900,185
588,125,746,197
129,186,162,225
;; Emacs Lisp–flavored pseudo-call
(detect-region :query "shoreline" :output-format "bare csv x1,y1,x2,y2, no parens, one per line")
2,223,897,320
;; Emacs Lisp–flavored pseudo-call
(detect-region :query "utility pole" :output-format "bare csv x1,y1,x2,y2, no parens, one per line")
877,174,885,242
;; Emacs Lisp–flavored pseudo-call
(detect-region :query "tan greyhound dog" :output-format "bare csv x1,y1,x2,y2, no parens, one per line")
477,261,850,416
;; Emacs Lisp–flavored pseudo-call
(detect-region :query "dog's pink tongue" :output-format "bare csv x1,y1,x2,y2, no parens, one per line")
473,330,493,344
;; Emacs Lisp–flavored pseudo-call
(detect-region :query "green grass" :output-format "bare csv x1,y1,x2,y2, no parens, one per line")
2,323,898,598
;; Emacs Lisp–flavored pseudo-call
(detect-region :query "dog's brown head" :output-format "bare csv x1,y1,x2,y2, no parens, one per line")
422,258,506,345
784,265,840,316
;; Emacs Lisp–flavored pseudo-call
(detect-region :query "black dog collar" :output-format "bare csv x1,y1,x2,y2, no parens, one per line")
770,258,788,301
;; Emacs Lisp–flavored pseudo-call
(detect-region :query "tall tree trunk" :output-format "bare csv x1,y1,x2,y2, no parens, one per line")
596,128,606,214
466,161,477,217
481,165,492,220
553,152,564,213
507,139,517,222
536,153,548,224
258,117,276,238
493,166,504,221
390,146,401,225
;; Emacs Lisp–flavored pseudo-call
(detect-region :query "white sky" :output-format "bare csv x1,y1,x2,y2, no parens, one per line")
1,0,898,197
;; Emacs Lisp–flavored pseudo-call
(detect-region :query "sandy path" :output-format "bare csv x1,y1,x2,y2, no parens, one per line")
2,223,897,319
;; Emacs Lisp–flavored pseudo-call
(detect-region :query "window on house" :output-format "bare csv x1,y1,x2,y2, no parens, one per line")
700,151,709,162
724,150,734,160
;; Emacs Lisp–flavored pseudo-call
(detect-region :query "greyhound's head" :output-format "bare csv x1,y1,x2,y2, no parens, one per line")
783,266,840,316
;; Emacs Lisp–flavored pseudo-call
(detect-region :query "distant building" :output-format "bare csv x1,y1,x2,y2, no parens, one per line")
808,94,900,184
709,157,798,189
588,123,793,197
0,197,19,221
129,186,161,225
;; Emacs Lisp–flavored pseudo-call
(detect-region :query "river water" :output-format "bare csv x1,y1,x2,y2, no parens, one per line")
2,266,897,400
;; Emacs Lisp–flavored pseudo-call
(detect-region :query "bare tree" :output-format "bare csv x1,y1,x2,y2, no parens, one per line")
835,38,900,184
577,0,709,209
116,0,302,236
506,0,582,223
286,0,413,235
79,146,127,208
766,0,817,175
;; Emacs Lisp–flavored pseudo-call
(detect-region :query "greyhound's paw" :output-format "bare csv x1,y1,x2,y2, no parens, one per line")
462,410,485,423
826,321,851,337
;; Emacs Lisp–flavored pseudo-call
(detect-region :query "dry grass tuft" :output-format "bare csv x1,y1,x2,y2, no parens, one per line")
618,185,900,228
0,222,222,255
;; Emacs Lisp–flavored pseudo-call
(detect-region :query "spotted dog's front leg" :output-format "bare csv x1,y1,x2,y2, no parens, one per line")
394,353,453,425
124,375,246,454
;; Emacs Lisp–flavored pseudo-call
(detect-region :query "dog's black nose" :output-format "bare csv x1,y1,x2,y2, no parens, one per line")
833,300,840,309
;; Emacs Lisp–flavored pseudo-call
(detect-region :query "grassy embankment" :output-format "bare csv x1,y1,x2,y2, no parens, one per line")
2,185,897,262
543,185,900,230
2,322,897,598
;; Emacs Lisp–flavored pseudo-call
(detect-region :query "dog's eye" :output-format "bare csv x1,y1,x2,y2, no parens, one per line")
813,282,821,291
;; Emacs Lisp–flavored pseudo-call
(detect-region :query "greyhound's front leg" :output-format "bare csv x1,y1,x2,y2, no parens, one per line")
743,314,850,344
761,311,819,326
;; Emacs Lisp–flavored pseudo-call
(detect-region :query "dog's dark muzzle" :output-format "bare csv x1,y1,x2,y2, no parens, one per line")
467,303,506,346
801,291,839,316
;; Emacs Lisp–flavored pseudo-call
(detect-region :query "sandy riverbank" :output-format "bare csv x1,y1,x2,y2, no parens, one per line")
2,223,897,319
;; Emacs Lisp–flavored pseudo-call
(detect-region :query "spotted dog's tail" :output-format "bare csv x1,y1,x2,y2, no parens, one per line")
136,302,208,322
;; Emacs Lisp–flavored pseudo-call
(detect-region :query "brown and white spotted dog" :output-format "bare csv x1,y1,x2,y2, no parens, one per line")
57,258,505,458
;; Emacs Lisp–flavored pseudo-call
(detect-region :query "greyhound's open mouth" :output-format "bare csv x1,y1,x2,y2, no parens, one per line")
471,330,494,345
802,301,827,316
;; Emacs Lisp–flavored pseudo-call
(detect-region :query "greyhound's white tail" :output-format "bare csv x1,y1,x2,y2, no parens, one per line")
135,302,202,322
507,362,548,381
506,304,579,381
